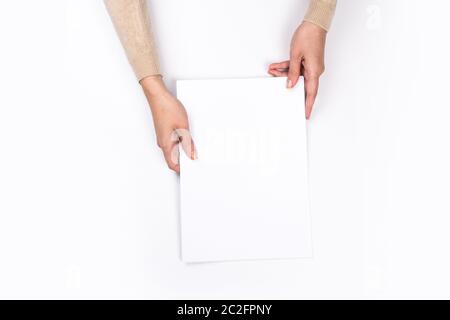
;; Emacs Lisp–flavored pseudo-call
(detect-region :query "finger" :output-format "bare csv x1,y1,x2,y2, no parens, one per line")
287,58,301,88
268,68,289,77
175,128,197,160
268,60,290,71
162,142,180,173
304,76,319,120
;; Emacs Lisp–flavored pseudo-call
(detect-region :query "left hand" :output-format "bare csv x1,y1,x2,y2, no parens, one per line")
268,21,327,119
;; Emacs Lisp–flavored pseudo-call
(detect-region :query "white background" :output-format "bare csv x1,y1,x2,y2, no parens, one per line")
1,0,450,299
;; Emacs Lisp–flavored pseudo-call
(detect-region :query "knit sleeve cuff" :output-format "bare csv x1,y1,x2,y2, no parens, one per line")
132,53,161,81
303,0,337,31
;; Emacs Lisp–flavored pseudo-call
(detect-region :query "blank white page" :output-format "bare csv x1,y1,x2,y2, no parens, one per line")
177,77,311,263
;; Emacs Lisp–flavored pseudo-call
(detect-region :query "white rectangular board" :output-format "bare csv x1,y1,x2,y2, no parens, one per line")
177,77,312,263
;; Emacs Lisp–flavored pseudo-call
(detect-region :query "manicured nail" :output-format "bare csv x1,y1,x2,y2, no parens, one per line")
287,79,292,88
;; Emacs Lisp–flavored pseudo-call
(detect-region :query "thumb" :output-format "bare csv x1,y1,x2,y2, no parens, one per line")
287,58,301,89
174,128,197,160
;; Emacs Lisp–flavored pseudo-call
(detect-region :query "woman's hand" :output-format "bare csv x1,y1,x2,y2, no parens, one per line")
141,76,196,173
268,21,327,119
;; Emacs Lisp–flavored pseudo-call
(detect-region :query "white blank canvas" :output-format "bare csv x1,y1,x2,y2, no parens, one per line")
177,77,311,263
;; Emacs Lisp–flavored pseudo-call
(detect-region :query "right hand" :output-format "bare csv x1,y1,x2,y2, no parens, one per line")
268,21,327,120
140,76,196,173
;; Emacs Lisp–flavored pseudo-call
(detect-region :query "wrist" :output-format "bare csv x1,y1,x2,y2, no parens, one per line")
301,21,328,36
140,75,168,98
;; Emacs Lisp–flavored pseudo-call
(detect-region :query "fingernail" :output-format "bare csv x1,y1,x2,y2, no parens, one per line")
287,79,292,89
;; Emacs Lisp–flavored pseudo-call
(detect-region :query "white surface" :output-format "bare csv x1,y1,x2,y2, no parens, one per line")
178,77,311,263
1,0,450,299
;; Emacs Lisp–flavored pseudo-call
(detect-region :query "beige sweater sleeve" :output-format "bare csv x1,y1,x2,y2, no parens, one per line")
104,0,336,81
104,0,160,80
304,0,337,31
